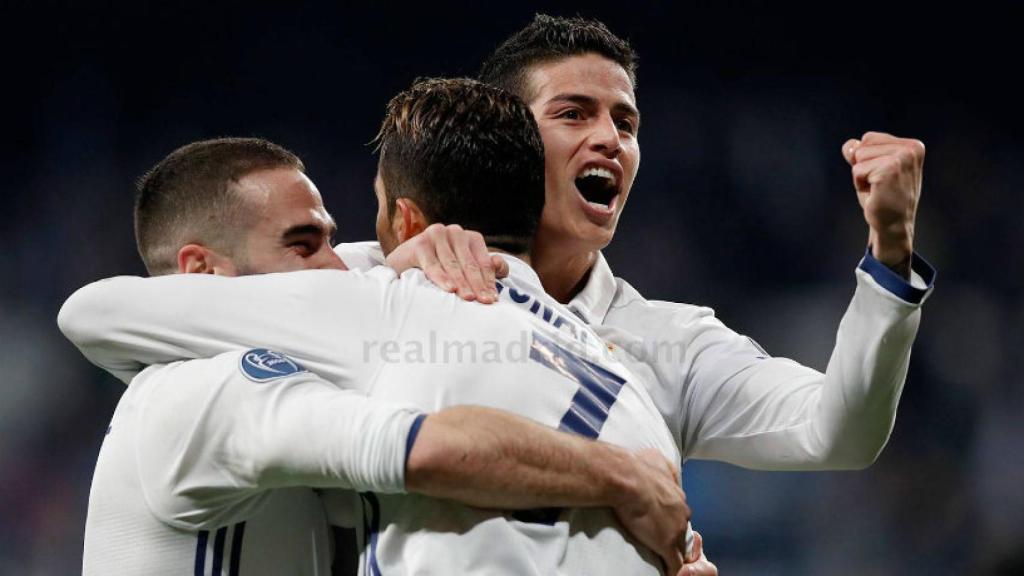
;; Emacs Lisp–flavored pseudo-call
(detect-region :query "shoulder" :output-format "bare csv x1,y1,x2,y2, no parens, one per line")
334,241,385,271
606,277,724,336
139,349,316,396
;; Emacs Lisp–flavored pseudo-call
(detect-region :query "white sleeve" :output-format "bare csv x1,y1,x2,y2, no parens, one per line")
334,241,385,271
57,268,397,384
137,355,424,531
681,253,936,470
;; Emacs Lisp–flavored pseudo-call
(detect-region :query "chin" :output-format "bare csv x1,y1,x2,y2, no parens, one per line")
574,222,616,251
591,230,616,250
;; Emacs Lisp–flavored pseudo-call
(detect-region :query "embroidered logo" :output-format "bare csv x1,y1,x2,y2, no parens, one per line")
240,348,307,382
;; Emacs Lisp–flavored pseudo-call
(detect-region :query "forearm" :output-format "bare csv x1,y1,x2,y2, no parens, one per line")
687,256,934,470
142,369,421,529
59,274,293,382
803,262,926,468
57,270,392,383
405,405,637,510
408,406,697,572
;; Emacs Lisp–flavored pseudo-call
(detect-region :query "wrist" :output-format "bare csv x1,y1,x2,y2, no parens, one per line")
383,250,410,274
596,444,642,510
868,229,913,278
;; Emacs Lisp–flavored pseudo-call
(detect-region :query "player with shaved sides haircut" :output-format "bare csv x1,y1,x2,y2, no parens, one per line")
62,78,703,575
134,137,337,276
374,77,545,257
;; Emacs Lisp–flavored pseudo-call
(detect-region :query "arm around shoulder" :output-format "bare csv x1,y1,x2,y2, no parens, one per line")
135,356,420,530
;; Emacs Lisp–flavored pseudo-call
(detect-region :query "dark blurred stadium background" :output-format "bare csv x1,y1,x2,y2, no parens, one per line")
2,1,1020,573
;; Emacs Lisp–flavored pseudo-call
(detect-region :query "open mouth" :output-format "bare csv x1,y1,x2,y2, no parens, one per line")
574,166,620,210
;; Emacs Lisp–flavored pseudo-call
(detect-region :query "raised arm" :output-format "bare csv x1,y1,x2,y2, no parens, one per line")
681,132,932,470
680,252,934,470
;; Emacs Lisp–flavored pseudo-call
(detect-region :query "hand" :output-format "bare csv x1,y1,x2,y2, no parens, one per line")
384,223,508,303
842,131,925,278
678,531,718,576
611,449,692,576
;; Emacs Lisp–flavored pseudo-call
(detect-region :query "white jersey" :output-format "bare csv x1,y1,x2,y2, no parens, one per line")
567,249,936,469
80,350,422,575
60,256,680,575
333,243,937,470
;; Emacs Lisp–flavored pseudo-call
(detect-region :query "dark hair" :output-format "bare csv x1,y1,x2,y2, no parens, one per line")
478,13,638,102
134,137,304,275
374,77,545,255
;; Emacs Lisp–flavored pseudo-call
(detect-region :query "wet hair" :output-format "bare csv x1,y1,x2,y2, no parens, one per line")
374,77,545,255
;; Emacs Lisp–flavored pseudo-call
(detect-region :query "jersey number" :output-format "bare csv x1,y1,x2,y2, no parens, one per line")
513,332,628,526
529,331,626,439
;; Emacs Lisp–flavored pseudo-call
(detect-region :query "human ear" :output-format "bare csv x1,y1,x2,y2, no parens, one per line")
394,198,429,244
176,244,237,276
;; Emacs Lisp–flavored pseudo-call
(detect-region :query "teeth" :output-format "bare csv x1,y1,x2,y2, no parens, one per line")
579,166,617,184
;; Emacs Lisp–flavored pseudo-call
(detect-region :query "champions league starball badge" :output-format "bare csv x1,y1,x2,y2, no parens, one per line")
239,348,307,382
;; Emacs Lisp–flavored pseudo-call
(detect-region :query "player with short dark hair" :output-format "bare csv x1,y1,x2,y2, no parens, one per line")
475,12,935,483
61,78,703,575
375,77,545,255
135,137,308,276
479,14,638,102
477,19,933,574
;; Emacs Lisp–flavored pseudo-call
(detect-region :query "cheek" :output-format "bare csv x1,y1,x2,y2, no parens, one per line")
376,220,400,256
622,146,640,194
539,122,574,164
543,133,573,167
375,210,386,239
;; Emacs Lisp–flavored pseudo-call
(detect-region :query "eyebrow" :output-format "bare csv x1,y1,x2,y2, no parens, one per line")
281,220,337,242
545,93,641,127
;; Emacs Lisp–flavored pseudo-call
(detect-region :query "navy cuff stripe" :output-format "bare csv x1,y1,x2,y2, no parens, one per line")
859,248,936,304
404,413,427,472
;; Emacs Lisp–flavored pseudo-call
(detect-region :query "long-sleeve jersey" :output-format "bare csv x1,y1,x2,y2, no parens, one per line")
568,249,936,469
80,350,422,575
332,242,936,469
60,256,681,575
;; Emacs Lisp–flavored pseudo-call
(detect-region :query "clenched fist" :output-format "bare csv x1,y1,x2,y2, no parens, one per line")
842,132,925,278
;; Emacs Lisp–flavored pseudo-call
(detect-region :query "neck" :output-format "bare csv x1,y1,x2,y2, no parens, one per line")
531,240,597,304
489,246,531,266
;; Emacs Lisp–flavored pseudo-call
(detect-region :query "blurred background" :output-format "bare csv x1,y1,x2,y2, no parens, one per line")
2,1,1020,573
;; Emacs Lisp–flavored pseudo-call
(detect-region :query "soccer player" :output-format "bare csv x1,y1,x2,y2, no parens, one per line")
61,82,713,574
471,14,935,471
60,136,701,575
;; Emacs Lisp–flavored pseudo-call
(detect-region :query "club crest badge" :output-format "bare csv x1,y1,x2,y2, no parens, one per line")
240,348,307,382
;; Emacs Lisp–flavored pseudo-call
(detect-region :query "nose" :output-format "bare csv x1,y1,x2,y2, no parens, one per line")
588,114,622,158
314,245,348,271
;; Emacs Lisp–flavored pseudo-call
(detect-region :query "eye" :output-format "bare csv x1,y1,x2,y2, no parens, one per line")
615,118,636,135
288,241,313,255
288,238,321,256
557,108,583,121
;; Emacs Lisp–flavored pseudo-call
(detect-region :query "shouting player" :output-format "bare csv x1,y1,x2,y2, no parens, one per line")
469,14,934,471
61,80,714,574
